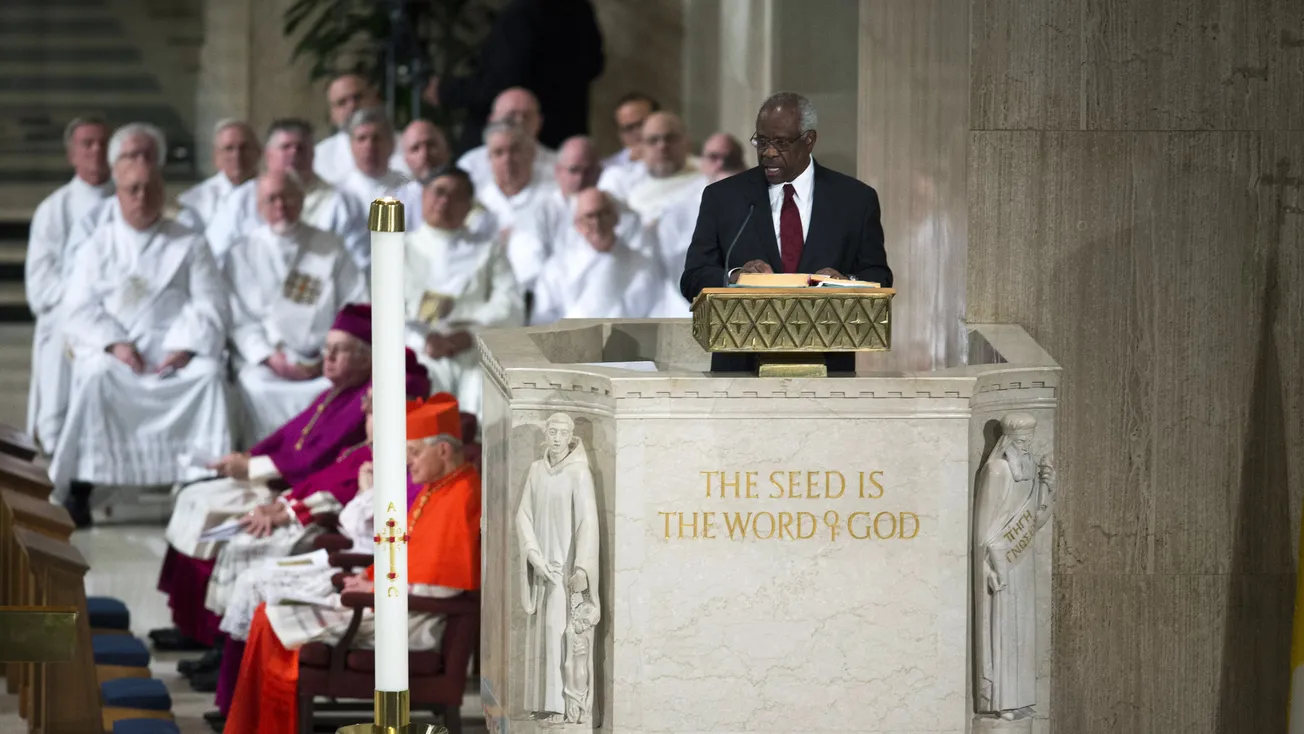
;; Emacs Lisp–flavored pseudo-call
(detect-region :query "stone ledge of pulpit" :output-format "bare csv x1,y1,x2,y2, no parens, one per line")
477,319,1059,734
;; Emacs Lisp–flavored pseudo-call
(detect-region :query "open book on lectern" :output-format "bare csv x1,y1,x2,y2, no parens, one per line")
730,273,882,288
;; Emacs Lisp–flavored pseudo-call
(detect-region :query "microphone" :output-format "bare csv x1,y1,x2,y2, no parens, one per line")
722,203,756,287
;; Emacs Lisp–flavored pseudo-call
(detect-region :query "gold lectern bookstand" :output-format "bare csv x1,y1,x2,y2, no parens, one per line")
690,286,894,377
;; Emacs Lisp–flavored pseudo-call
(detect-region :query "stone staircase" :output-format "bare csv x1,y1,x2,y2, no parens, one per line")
0,0,203,321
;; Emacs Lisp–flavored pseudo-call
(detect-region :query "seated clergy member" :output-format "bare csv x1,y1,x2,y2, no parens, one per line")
506,135,602,292
225,394,481,733
26,116,112,452
205,118,368,270
651,159,747,317
531,188,661,324
226,170,369,443
177,119,260,228
457,87,556,192
390,118,450,181
407,169,523,414
50,160,231,525
680,92,892,373
603,111,706,224
336,107,409,208
313,72,381,185
602,91,658,170
151,303,373,651
476,122,559,238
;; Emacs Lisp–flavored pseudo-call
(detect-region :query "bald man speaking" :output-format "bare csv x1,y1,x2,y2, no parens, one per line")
679,92,893,374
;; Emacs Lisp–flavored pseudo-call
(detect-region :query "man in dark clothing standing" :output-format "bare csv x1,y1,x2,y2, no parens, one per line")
423,0,604,152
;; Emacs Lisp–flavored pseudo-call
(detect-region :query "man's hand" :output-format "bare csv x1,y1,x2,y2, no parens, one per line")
358,461,374,491
267,350,321,381
342,572,374,594
158,350,194,375
421,76,441,107
426,331,474,359
729,260,773,284
238,506,275,538
814,268,845,279
108,343,146,374
209,452,251,480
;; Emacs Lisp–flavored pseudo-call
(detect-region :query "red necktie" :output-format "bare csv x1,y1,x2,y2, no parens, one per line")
779,183,804,273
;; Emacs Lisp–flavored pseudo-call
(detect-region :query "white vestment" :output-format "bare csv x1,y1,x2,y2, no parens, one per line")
177,173,242,229
226,223,368,443
601,147,634,171
336,168,410,211
625,166,707,224
647,190,704,317
218,485,375,640
504,188,572,292
388,150,410,178
25,176,114,447
49,216,232,500
204,178,369,271
313,131,355,185
457,143,557,193
596,160,647,203
476,176,558,240
63,198,202,283
163,455,284,560
404,225,523,414
531,225,662,325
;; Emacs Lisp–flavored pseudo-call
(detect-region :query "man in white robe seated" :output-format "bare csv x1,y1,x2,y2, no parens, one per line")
313,72,381,185
608,111,707,224
390,118,450,180
698,132,746,180
532,189,662,324
25,116,113,452
177,119,260,228
205,118,368,270
335,107,409,208
651,158,747,317
476,122,559,242
407,169,523,415
457,87,556,191
505,135,601,293
602,91,658,170
50,160,232,526
226,170,368,444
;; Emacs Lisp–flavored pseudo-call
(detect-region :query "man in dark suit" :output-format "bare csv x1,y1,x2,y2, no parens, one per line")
680,91,893,373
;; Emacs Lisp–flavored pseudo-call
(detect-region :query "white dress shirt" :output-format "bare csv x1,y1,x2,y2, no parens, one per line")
767,157,814,246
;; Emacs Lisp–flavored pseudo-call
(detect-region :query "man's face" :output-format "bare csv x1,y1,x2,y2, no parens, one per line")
255,174,304,233
754,106,816,185
118,133,160,168
545,422,573,455
67,123,109,185
328,75,377,128
421,175,472,230
213,125,260,184
402,122,449,181
322,330,370,386
115,163,164,230
640,114,688,178
490,90,542,139
553,143,599,197
265,131,313,176
614,100,653,152
700,134,739,179
350,122,394,177
407,439,451,484
573,191,617,253
487,131,530,192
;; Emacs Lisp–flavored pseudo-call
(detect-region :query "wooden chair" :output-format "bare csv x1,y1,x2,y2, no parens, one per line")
295,590,480,734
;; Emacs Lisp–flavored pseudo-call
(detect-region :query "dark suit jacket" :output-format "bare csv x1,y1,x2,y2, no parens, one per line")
679,163,892,373
439,0,605,152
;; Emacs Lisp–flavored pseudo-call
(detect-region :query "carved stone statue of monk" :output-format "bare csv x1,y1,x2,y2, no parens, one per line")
516,412,601,724
973,412,1055,721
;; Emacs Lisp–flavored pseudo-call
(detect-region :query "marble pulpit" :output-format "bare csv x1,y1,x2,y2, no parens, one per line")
477,320,1059,734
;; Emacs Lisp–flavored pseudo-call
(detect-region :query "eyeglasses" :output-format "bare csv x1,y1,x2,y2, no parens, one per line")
750,133,808,153
619,120,646,135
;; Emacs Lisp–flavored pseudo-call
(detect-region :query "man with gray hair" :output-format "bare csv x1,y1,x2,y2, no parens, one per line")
597,111,705,223
475,122,559,240
205,118,368,270
314,72,382,185
457,88,557,192
680,91,892,373
178,119,261,228
25,116,113,451
506,135,602,292
225,170,368,442
336,107,409,208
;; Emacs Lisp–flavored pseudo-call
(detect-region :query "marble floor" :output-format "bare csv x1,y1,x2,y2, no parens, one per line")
0,324,487,733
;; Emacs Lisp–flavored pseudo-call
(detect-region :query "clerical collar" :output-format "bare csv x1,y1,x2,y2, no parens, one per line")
71,175,112,196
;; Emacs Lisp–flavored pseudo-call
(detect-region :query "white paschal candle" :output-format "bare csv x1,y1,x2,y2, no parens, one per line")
368,198,408,693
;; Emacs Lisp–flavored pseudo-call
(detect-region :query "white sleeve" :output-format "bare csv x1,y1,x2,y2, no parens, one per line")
62,233,129,352
224,242,276,365
248,454,280,481
24,194,67,316
331,193,371,274
529,265,564,326
161,237,230,356
450,242,524,330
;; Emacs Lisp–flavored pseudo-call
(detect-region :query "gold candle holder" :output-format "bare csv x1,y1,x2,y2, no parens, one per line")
334,691,448,733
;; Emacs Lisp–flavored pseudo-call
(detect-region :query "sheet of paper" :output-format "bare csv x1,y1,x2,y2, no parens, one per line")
197,518,243,543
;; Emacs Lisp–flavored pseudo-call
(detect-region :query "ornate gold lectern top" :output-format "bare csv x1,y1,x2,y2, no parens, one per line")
690,287,894,376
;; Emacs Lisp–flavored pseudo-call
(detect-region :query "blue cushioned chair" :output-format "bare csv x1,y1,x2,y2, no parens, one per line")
87,596,131,631
101,678,172,711
112,719,181,734
92,635,151,668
